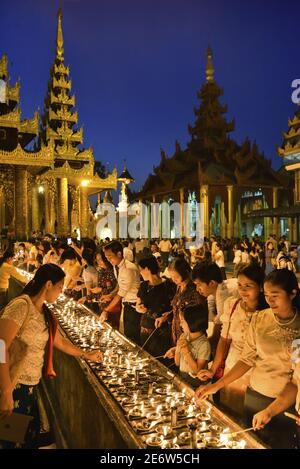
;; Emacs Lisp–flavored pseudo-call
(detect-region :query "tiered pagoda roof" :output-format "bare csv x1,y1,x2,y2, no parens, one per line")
39,9,93,170
0,54,53,167
278,100,300,164
37,9,117,194
138,48,286,198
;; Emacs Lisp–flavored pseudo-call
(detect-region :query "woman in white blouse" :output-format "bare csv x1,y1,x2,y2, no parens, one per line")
0,264,102,448
197,264,267,415
196,269,300,448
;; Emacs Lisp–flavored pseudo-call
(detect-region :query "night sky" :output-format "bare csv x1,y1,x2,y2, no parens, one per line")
1,0,300,192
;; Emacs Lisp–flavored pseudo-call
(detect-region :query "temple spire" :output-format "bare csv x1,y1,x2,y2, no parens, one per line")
56,8,64,60
206,46,214,83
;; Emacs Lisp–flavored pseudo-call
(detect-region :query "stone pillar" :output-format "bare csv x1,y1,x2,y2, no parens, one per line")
227,185,234,239
179,188,185,238
31,185,39,233
80,185,89,238
220,202,226,238
272,187,279,238
0,187,4,234
45,180,56,235
292,218,298,244
15,167,28,239
200,185,210,238
288,217,293,243
57,177,69,237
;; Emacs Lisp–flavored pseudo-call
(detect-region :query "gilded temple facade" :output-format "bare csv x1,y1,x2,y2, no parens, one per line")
137,48,294,241
278,94,300,235
0,10,117,241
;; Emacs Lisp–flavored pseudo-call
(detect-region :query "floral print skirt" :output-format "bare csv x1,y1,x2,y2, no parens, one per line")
0,383,40,449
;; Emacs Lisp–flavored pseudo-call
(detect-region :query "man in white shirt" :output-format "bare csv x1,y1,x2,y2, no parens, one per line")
192,262,238,350
101,241,141,344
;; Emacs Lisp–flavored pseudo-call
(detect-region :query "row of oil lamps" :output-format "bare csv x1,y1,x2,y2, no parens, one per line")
45,293,253,449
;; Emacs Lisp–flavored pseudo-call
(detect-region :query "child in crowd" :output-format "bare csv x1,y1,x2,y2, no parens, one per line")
175,304,210,389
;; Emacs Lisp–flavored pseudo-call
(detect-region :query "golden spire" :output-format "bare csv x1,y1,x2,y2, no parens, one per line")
56,8,64,59
206,46,214,83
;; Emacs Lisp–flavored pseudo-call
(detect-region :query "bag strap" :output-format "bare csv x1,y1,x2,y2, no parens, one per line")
221,298,241,358
0,294,31,333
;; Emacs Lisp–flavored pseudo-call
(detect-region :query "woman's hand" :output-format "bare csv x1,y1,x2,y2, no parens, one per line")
90,287,102,294
197,369,214,381
164,347,176,359
135,302,148,314
195,382,220,400
155,315,167,328
0,389,14,419
252,409,273,430
100,294,111,303
83,350,103,363
99,310,108,324
77,297,86,304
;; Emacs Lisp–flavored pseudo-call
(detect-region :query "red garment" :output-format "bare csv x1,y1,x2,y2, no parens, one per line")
44,308,58,379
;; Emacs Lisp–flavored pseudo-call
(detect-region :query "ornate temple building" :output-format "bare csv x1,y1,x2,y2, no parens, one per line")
278,95,300,236
137,48,294,241
0,10,117,241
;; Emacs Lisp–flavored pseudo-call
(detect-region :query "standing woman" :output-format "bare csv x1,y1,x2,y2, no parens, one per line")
0,263,102,448
197,264,267,415
0,250,28,309
136,256,176,357
195,269,300,449
158,258,206,359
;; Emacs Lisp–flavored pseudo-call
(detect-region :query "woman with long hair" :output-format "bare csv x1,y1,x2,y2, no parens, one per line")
197,264,267,415
195,269,300,449
136,256,176,357
159,257,207,360
0,263,102,448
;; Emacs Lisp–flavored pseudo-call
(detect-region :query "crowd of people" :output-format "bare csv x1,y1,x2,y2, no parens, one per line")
0,232,300,449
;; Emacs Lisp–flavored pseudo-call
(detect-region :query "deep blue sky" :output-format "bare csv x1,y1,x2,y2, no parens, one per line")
1,0,300,191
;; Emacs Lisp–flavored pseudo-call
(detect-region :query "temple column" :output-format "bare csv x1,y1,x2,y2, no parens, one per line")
57,177,69,237
80,185,89,238
227,185,234,239
200,185,210,238
220,202,226,238
0,187,4,234
15,167,28,239
272,187,279,238
31,185,39,233
45,181,55,234
287,217,294,243
179,188,185,238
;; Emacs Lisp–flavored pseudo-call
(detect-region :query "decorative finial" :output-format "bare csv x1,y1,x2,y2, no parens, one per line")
206,46,214,83
56,8,64,59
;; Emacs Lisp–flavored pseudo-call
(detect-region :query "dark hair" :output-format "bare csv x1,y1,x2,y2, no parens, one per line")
264,269,300,309
0,250,14,267
23,263,65,297
238,264,268,310
104,241,123,255
192,262,223,284
181,304,208,333
96,249,113,270
278,242,286,252
238,264,265,289
60,248,77,264
82,248,95,267
169,257,191,281
138,256,159,275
